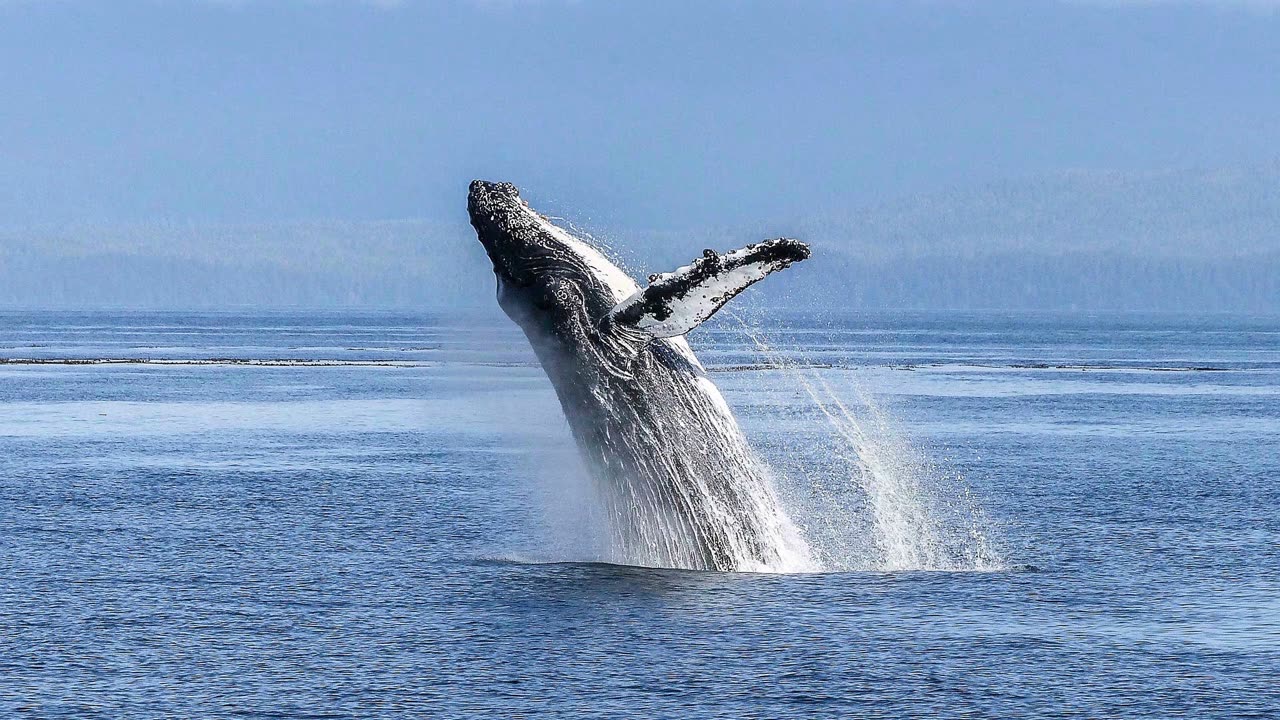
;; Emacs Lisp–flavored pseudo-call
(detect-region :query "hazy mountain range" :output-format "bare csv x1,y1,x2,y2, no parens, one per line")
2,166,1277,313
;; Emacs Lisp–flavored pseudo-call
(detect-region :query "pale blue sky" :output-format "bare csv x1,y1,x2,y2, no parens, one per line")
1,0,1277,228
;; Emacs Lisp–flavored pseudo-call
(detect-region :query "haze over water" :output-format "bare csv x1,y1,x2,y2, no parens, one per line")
2,310,1277,718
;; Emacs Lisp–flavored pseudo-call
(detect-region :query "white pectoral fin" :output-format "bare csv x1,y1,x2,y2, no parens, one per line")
609,238,810,338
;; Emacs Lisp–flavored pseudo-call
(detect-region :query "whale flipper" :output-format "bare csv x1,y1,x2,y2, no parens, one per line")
609,238,810,338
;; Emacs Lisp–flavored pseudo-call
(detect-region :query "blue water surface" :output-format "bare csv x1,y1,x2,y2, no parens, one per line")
1,310,1277,718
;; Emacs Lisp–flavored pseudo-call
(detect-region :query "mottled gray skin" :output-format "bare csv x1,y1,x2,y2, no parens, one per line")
468,180,794,571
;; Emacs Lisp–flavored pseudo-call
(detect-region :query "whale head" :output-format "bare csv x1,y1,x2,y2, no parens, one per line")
468,180,638,341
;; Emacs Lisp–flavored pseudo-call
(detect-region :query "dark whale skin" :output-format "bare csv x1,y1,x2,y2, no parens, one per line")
468,180,807,571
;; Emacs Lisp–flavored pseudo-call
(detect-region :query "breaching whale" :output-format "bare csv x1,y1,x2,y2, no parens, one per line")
468,180,813,572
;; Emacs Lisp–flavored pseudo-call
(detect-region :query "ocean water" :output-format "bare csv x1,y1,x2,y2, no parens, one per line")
1,309,1278,718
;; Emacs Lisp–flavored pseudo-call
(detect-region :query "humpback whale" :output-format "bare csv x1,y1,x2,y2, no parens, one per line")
468,180,813,572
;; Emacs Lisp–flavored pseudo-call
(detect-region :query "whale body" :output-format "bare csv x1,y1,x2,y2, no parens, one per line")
468,180,813,572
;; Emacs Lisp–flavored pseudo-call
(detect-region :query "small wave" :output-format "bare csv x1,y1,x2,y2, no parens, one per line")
1005,363,1231,372
0,357,433,367
475,554,716,574
732,360,1241,373
475,554,1021,576
477,555,787,576
710,362,836,372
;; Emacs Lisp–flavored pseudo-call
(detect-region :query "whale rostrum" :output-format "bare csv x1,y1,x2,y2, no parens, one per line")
468,180,814,571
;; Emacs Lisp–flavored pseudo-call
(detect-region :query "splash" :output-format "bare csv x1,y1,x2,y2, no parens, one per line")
579,362,819,574
521,314,1003,574
508,339,816,573
734,318,1005,572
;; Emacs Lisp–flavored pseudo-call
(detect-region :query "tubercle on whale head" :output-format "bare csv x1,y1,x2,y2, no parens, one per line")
467,180,623,345
467,180,595,290
467,180,531,282
467,179,520,214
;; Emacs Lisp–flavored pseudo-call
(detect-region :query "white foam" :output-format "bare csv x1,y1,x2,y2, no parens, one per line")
734,318,1006,572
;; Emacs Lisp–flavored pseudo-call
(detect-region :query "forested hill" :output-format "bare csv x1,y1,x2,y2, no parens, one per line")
2,167,1277,313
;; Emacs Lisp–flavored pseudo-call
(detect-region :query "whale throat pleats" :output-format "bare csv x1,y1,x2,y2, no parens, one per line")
608,238,810,339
